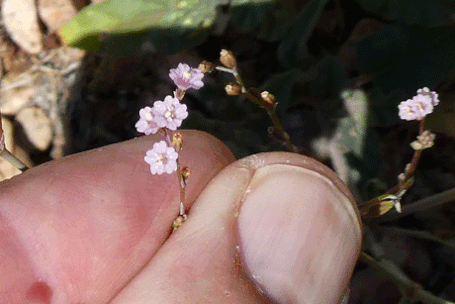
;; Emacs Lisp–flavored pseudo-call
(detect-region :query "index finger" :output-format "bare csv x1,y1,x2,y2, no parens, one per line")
0,130,234,303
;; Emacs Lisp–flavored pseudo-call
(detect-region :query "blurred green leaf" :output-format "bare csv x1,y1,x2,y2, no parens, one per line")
345,130,382,201
310,56,348,100
60,0,214,55
356,0,455,27
256,2,297,41
277,0,329,68
230,0,276,33
60,0,275,56
337,89,369,157
356,24,455,115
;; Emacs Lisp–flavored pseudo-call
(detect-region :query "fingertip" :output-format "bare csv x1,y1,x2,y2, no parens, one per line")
111,152,361,304
237,153,361,303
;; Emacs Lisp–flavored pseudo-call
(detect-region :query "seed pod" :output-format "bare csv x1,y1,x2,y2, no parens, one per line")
198,60,214,73
220,49,236,69
225,82,241,96
261,91,276,107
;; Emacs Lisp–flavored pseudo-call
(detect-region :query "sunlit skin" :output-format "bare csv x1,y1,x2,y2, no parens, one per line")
0,130,360,304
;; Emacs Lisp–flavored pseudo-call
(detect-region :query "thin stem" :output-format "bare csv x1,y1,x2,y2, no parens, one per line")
216,63,311,155
164,128,187,219
376,186,455,223
359,251,454,304
215,66,234,74
379,226,455,250
178,166,186,216
0,148,29,172
387,119,426,195
243,91,305,154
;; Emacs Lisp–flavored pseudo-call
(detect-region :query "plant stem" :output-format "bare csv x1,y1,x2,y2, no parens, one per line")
376,186,455,223
0,148,29,172
216,65,310,155
242,90,300,153
387,119,426,195
359,251,454,304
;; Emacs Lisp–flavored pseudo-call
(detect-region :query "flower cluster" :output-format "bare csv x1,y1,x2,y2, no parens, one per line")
410,130,436,150
398,87,439,121
135,63,204,175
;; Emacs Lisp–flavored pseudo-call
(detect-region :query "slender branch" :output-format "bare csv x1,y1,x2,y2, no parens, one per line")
379,226,455,250
0,148,29,172
387,119,425,195
216,65,308,155
359,251,454,304
376,186,455,223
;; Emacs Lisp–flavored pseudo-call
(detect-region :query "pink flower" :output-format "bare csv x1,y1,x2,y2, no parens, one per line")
153,95,188,130
135,106,166,135
398,94,434,121
417,87,439,106
169,63,204,90
144,140,178,174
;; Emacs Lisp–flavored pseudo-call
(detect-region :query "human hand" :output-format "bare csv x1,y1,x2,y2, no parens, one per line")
0,130,361,304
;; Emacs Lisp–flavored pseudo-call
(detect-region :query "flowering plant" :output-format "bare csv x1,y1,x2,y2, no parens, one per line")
360,87,439,218
129,50,442,234
134,63,204,230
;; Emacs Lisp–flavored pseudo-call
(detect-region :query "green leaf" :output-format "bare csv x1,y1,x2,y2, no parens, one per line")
337,90,369,157
230,0,276,33
309,56,348,100
60,0,215,55
60,0,276,56
277,0,329,68
256,1,297,41
355,0,455,27
345,130,382,201
356,24,455,102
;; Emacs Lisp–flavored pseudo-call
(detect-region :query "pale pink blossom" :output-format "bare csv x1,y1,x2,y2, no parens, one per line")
144,140,178,175
153,95,188,130
417,87,439,106
398,95,433,121
135,106,166,135
169,63,204,90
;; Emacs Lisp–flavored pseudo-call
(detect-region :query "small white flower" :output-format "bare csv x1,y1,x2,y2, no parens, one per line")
398,95,433,121
398,87,439,121
144,140,179,175
410,130,436,150
135,106,166,135
169,63,204,90
153,95,188,130
417,87,439,106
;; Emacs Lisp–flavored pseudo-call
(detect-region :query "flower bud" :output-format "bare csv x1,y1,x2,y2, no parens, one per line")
181,166,191,179
410,130,435,150
220,49,236,69
261,91,276,106
198,60,214,73
172,132,183,151
225,82,241,96
172,215,186,230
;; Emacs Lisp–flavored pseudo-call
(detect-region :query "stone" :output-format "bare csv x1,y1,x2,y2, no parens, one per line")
2,0,43,54
38,0,79,33
16,107,53,151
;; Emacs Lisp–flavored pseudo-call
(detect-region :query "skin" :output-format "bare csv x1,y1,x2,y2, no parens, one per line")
0,130,361,304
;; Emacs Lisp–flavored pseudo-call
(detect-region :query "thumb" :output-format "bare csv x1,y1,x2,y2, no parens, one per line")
111,152,362,304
